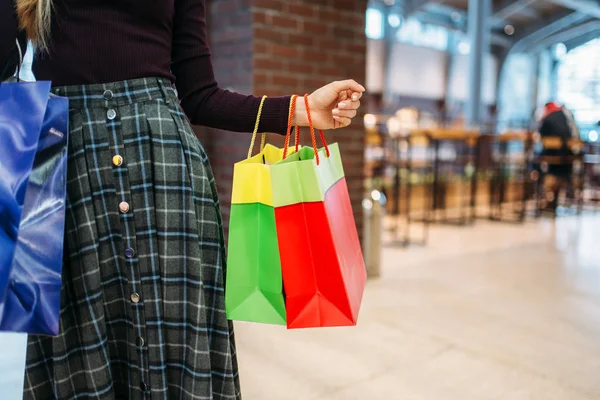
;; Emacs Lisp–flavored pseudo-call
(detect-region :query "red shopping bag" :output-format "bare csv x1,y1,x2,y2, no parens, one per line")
271,95,366,329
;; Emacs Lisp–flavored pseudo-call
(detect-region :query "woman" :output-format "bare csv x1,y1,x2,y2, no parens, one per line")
1,0,365,398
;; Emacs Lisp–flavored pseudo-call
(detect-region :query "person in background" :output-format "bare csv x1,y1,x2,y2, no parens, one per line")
1,0,365,398
538,101,580,211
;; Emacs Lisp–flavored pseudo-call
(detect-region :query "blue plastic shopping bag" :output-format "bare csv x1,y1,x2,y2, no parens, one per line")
0,81,69,335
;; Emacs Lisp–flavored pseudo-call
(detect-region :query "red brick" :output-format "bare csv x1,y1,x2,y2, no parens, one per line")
254,57,286,70
261,88,287,97
330,53,355,66
333,25,356,39
271,14,300,30
253,10,268,25
302,48,326,63
287,62,314,75
271,44,299,58
272,74,301,86
253,0,282,9
254,26,274,41
347,42,367,54
254,72,270,85
319,8,338,21
253,41,270,54
331,0,362,11
286,33,315,47
304,77,328,90
315,65,339,77
287,3,317,18
316,37,338,50
301,20,330,36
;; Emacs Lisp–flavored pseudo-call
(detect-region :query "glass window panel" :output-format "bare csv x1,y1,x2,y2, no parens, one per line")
557,38,600,140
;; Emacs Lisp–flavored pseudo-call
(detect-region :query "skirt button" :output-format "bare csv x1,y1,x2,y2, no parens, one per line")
119,202,130,213
112,155,124,167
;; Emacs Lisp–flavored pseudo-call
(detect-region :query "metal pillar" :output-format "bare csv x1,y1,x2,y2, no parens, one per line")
383,2,404,105
531,53,541,118
549,58,560,100
466,0,491,127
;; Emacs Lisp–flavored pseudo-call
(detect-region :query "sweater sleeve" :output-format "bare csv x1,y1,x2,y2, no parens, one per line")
171,0,291,134
0,0,26,81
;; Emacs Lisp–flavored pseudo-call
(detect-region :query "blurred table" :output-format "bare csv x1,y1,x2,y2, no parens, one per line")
411,128,481,226
487,131,537,223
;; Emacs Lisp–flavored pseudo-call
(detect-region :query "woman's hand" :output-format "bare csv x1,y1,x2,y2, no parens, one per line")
293,80,366,129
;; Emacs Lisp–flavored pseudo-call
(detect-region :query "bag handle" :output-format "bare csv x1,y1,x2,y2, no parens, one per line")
247,95,268,159
2,39,24,83
283,94,330,165
15,39,23,80
283,95,300,160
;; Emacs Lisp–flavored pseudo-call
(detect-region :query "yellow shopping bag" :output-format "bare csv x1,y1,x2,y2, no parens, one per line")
226,96,298,324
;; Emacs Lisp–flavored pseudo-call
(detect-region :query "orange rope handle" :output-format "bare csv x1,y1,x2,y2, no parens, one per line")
295,126,301,152
304,94,320,165
247,95,268,159
303,94,330,165
283,95,299,160
318,129,330,158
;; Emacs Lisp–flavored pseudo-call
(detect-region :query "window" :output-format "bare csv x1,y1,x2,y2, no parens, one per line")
497,54,537,131
396,17,449,51
557,39,600,141
365,8,449,52
366,8,385,40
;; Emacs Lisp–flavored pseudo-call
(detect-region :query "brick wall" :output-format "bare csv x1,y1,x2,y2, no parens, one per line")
202,0,368,240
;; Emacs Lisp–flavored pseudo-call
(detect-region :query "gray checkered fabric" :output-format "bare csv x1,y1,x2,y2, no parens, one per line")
23,78,241,400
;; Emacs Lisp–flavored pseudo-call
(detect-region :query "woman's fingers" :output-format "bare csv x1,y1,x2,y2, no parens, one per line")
337,99,360,110
333,97,360,128
350,91,363,101
333,116,352,127
330,80,366,95
332,108,357,119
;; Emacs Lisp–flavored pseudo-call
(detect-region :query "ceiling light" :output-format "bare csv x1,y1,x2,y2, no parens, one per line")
554,42,567,59
388,14,401,28
458,40,470,55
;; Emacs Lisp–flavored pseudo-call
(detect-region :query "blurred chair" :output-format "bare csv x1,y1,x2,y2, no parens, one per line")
488,131,536,223
535,137,585,216
386,109,430,247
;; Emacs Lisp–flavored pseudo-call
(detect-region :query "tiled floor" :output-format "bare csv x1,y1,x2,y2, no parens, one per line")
2,216,600,399
0,333,27,400
235,215,600,400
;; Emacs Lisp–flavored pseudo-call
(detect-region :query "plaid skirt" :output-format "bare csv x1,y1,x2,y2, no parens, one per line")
23,78,241,400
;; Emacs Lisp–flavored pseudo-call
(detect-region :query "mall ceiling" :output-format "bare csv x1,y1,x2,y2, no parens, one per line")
381,0,600,55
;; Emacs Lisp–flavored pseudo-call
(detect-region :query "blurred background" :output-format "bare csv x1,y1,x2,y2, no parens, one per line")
4,0,600,399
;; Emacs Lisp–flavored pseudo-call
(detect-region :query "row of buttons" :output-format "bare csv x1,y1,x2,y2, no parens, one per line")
106,89,147,390
112,154,135,259
104,90,117,121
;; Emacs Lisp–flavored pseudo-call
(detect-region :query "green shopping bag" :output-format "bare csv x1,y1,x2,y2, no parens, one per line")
225,96,297,325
